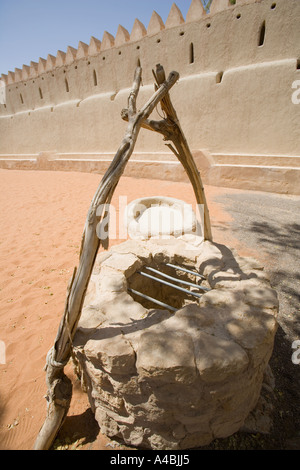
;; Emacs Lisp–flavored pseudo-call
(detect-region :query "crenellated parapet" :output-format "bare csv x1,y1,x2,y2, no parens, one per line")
1,0,261,84
0,0,299,196
1,0,298,131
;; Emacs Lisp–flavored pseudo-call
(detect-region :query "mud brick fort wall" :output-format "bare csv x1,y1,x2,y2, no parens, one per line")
0,0,299,194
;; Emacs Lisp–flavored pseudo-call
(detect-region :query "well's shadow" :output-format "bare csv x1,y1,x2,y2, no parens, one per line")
247,221,300,339
51,408,100,449
213,196,300,340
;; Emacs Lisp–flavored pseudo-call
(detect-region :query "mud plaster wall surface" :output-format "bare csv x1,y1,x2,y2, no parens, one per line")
0,0,299,158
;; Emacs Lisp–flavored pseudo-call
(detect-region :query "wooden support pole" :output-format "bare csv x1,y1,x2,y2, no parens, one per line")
122,64,213,241
34,66,179,450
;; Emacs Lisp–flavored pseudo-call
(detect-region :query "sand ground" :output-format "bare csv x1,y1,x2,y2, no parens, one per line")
0,169,298,450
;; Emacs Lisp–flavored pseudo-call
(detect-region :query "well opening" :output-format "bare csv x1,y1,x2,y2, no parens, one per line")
127,259,209,312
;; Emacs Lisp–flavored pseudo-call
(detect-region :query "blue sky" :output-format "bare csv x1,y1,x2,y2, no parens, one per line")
0,0,210,76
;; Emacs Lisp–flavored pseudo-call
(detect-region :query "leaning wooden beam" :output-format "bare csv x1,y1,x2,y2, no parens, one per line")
34,66,179,450
122,64,213,241
152,64,212,241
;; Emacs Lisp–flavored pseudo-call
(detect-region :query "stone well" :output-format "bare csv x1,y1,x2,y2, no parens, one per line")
73,237,278,450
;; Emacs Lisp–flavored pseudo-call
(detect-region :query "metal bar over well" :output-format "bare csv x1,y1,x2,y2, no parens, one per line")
128,288,177,312
144,266,210,292
165,263,205,279
137,271,203,299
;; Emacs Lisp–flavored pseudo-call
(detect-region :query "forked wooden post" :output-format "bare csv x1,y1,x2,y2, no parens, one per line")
153,64,212,242
122,64,212,241
34,65,212,450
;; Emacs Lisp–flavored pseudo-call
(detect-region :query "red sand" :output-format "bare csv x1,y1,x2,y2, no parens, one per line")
0,169,256,450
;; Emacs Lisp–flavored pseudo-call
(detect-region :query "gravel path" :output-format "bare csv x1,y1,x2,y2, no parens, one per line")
213,189,300,340
209,188,300,449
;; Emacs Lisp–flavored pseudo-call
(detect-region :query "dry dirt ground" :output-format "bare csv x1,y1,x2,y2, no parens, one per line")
0,170,299,451
54,185,300,451
202,190,300,450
